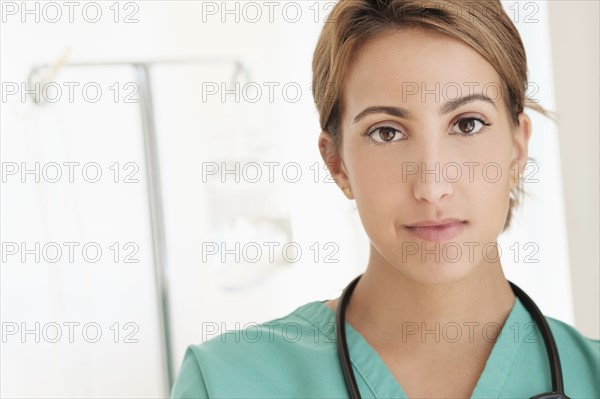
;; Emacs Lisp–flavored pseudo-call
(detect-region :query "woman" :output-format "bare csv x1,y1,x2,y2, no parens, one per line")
171,0,599,397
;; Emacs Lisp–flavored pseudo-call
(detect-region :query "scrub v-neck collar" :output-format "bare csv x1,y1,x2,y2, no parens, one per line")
301,294,530,398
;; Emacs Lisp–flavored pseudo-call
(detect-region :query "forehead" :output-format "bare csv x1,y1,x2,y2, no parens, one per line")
342,27,504,115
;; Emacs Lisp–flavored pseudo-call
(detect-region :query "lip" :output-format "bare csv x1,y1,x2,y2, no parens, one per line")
404,219,466,243
405,218,464,228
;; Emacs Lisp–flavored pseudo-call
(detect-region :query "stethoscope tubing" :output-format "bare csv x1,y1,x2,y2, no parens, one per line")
335,274,570,399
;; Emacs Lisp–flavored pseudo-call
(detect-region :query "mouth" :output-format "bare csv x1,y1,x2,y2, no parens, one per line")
404,219,467,243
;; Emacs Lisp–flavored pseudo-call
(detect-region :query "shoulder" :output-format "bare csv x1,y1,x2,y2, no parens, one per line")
545,316,600,394
192,300,337,360
171,300,340,398
545,316,600,365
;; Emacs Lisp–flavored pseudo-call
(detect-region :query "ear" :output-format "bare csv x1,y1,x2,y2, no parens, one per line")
318,130,353,198
510,112,532,187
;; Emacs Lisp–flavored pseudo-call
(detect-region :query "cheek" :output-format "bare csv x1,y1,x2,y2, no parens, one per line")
466,140,514,236
346,145,410,206
345,145,405,235
471,169,511,214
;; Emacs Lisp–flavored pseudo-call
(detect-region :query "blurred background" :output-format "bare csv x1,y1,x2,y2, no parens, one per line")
1,1,598,397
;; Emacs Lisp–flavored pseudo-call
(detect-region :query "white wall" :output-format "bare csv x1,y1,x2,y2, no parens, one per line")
548,0,600,340
0,1,597,398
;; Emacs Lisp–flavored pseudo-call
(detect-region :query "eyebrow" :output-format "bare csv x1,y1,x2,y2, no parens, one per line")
352,93,497,124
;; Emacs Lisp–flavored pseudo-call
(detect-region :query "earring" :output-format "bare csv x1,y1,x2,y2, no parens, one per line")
513,172,523,184
511,161,522,184
343,187,353,199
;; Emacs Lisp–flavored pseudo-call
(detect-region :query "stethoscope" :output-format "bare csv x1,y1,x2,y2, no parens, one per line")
335,274,571,399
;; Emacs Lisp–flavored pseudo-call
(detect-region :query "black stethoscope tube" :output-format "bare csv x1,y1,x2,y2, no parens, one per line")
335,274,571,399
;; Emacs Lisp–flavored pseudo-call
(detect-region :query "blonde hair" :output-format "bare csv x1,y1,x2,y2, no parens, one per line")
311,0,555,231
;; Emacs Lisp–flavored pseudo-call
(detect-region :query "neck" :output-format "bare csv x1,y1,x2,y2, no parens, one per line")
344,245,516,346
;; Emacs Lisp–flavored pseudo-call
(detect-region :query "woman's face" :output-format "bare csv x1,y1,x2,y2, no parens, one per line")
320,27,531,284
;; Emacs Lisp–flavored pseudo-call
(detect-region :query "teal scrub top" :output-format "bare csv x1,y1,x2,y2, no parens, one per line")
171,296,600,398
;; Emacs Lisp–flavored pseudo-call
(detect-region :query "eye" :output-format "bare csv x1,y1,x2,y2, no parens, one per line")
361,125,406,145
450,117,491,137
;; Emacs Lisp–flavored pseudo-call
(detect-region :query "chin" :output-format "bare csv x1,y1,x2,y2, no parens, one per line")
393,259,478,286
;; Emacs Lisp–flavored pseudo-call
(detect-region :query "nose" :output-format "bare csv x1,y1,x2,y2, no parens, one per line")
411,147,454,204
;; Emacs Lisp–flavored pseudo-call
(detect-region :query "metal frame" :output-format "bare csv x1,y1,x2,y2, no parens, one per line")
27,57,249,396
